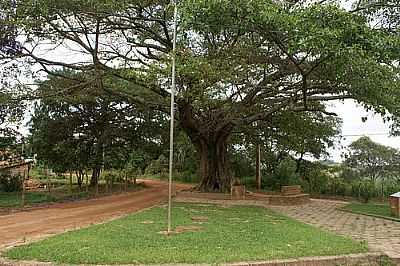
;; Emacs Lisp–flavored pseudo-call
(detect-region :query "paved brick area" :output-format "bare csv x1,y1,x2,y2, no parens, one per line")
268,199,400,260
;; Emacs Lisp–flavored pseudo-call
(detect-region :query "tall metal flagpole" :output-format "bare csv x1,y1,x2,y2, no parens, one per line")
167,0,178,234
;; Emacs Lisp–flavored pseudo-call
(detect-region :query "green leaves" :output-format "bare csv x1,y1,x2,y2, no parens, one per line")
344,136,399,181
4,0,399,190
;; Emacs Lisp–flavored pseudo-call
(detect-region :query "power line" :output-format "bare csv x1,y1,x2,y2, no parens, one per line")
341,133,395,137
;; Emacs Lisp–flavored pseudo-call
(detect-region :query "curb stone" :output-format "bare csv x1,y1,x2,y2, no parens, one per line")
0,253,395,266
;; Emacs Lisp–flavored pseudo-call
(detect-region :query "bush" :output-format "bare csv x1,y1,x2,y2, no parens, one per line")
359,180,376,203
241,175,257,189
231,150,254,178
0,173,23,192
179,170,199,183
278,158,300,184
385,181,400,197
145,155,168,176
326,177,347,196
302,167,329,194
266,158,301,190
103,169,124,183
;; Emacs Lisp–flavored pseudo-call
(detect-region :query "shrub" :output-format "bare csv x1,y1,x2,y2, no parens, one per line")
179,170,199,183
302,167,329,194
241,175,257,189
231,150,254,178
0,173,23,192
103,169,123,183
327,177,347,196
262,157,301,191
275,158,300,186
359,180,376,203
145,155,168,176
385,181,400,197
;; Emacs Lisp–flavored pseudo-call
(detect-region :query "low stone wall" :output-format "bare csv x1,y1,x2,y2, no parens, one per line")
248,193,310,206
176,191,310,206
226,253,391,266
281,185,302,196
177,191,230,200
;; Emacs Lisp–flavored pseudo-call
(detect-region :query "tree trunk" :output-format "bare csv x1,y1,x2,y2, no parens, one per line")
105,175,109,193
85,171,89,193
47,171,51,194
90,166,100,186
255,144,261,190
295,152,304,174
76,170,83,190
119,171,123,192
177,99,235,192
124,171,128,191
197,139,231,192
69,172,73,197
90,167,100,197
110,176,113,194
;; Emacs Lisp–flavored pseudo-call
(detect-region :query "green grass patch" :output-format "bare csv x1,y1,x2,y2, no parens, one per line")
341,202,400,221
0,192,56,208
4,203,367,265
0,190,92,208
0,183,144,208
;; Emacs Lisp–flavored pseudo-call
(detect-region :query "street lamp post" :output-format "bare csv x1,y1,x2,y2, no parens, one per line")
167,0,178,234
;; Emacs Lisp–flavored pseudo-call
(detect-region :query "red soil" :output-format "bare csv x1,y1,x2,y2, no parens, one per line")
0,179,192,249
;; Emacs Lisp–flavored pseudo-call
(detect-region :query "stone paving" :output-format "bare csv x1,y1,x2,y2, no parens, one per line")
268,199,400,260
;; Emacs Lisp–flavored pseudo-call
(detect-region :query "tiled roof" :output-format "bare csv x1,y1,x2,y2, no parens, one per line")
0,160,31,170
0,149,33,170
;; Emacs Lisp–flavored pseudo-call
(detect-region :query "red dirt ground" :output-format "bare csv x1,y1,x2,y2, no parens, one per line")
0,179,192,249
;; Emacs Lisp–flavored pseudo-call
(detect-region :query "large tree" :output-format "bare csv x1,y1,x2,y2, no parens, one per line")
30,71,169,186
8,0,400,191
1,0,28,149
169,1,399,191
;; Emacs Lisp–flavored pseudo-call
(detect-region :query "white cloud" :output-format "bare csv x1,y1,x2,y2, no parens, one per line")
327,100,400,161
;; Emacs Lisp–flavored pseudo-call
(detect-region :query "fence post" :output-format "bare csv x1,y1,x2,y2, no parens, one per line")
21,170,26,207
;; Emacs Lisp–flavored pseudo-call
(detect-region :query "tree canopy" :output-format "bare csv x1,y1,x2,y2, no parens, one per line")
30,71,170,185
344,136,399,181
2,0,399,191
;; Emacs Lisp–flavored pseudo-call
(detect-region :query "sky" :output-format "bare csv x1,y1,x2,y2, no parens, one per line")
327,100,400,162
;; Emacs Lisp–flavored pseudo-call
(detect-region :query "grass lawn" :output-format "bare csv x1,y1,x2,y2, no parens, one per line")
341,202,399,221
4,203,367,265
0,192,55,208
0,183,144,208
0,190,92,208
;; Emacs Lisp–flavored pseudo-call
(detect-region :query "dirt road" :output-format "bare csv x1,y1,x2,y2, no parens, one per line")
0,180,192,249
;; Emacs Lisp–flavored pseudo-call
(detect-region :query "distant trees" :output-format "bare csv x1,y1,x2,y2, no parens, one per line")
344,136,399,182
234,111,341,177
341,136,400,201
